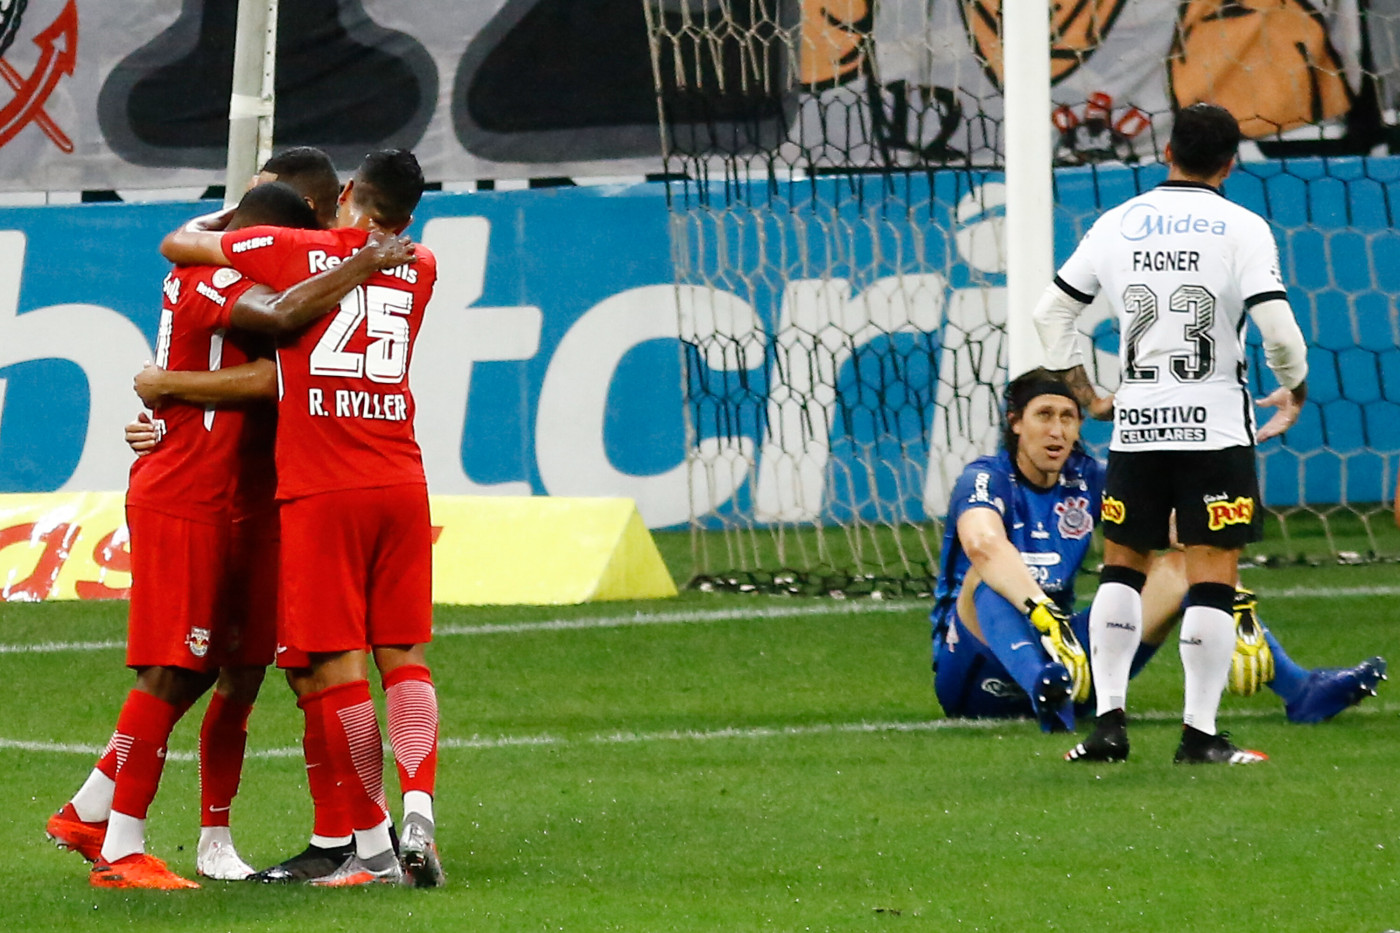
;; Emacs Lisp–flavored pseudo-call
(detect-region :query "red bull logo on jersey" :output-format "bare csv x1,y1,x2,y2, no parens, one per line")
1055,495,1094,540
1101,495,1125,525
185,625,210,658
1205,495,1254,531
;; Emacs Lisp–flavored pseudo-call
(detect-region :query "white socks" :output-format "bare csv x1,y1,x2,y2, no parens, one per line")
1089,581,1143,716
1179,604,1235,735
101,812,145,863
71,768,115,823
404,790,434,825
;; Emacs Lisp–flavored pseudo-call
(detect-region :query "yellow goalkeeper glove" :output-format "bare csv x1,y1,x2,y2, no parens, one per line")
1228,588,1274,697
1026,596,1091,703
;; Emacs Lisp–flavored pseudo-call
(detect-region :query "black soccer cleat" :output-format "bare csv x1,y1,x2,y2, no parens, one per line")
1065,708,1129,763
1173,726,1267,765
248,842,355,883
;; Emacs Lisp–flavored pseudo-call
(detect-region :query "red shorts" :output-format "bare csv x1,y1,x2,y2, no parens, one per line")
277,484,432,660
126,505,228,671
212,508,280,668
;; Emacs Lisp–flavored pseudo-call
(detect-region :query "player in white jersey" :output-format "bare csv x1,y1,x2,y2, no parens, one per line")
1032,103,1310,765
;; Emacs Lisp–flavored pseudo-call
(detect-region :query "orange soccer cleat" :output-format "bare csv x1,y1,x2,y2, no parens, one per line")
45,804,107,862
90,853,201,890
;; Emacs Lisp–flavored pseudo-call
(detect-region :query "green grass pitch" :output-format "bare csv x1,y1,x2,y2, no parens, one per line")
3,561,1398,932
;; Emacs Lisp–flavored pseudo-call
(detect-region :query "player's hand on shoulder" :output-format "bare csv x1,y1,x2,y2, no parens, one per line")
133,362,169,409
363,229,416,270
1255,385,1304,441
125,411,162,456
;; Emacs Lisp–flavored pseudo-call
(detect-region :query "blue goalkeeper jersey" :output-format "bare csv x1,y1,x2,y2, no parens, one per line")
931,447,1104,630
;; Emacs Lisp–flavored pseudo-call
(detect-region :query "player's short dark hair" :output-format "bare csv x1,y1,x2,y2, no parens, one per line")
1169,103,1240,178
259,146,339,228
1001,368,1080,452
351,149,425,230
229,180,319,231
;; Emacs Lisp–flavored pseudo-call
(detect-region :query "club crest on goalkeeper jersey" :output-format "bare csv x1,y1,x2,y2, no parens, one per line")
220,225,436,500
127,265,273,522
932,448,1104,626
1054,180,1287,452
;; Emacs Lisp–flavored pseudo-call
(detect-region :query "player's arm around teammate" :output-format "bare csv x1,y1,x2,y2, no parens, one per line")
133,226,414,411
160,151,445,887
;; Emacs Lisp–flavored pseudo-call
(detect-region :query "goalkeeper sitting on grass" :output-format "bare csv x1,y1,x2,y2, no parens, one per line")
931,369,1385,732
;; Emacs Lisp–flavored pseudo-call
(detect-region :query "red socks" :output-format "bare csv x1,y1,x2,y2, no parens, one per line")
315,680,389,831
198,692,253,827
383,665,439,798
109,689,181,821
297,687,354,840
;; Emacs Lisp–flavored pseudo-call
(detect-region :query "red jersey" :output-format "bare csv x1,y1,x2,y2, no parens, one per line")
220,225,435,500
127,265,277,523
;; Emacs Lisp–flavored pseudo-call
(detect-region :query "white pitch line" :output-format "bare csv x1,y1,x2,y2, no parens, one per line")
433,600,921,637
4,704,1389,763
1246,585,1400,599
0,584,1394,657
0,602,924,655
0,638,125,655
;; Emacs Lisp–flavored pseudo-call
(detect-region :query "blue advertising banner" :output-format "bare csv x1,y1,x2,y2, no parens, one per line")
0,162,1395,529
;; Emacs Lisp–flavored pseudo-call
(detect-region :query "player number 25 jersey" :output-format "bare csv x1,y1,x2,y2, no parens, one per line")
220,225,437,500
1055,181,1287,451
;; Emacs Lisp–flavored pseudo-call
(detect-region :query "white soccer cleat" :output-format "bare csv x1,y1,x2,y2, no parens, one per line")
196,837,256,881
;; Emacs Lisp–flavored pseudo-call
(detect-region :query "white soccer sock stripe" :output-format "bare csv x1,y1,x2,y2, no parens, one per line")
1180,605,1235,735
71,767,116,823
309,833,353,849
1089,581,1143,716
355,816,394,861
101,811,145,863
403,789,434,825
198,825,233,850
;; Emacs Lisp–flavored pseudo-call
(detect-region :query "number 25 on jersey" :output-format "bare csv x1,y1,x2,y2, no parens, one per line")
309,284,412,384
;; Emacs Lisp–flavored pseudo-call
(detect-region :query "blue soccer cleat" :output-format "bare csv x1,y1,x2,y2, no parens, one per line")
1285,656,1388,724
1032,663,1074,733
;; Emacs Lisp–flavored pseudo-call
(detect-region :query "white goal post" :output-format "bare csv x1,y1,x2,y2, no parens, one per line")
1003,0,1055,379
225,0,279,207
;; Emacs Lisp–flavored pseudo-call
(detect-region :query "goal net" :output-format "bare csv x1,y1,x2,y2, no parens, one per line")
643,0,1400,594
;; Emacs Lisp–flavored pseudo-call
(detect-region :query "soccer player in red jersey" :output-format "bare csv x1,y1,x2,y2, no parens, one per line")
126,147,366,882
160,149,444,887
45,182,413,891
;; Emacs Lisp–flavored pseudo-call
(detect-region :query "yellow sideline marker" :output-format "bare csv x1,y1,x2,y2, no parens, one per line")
0,492,676,605
429,496,677,605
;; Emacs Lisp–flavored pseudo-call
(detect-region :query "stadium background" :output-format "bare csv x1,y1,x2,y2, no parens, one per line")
0,3,1398,929
3,1,1398,537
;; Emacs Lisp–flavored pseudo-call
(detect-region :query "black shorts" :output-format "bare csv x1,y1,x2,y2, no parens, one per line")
1101,446,1263,551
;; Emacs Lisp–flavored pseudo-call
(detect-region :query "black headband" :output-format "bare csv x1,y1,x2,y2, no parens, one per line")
1009,378,1078,410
